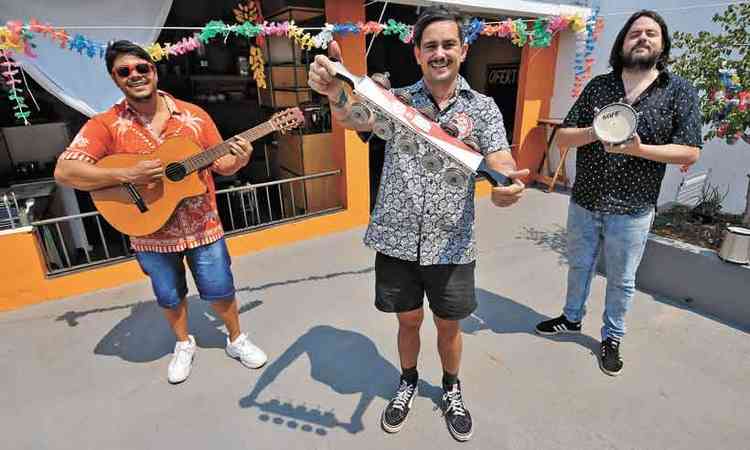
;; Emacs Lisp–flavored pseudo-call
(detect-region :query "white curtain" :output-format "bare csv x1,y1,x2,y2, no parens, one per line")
1,0,173,116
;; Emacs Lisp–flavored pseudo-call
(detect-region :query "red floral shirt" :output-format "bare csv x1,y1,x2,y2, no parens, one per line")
59,92,225,253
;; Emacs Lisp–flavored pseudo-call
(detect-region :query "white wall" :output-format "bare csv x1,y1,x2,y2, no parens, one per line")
550,0,750,214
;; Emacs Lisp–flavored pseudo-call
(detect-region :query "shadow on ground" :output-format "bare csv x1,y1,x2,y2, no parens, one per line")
235,267,374,295
90,298,263,362
54,266,376,363
239,325,442,436
515,223,569,266
464,288,600,354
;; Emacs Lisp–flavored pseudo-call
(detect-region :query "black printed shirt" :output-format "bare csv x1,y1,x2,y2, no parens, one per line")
363,76,509,265
563,70,703,215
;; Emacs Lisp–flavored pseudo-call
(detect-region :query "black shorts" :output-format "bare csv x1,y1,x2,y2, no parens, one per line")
374,252,477,320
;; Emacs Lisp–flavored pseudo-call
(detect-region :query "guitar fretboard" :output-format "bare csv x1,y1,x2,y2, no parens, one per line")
181,121,276,174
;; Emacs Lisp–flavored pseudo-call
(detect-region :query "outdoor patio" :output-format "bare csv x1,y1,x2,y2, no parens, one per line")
1,187,748,450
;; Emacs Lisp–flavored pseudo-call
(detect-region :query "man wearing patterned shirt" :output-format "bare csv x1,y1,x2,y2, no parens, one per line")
55,41,267,384
308,6,528,441
535,11,702,376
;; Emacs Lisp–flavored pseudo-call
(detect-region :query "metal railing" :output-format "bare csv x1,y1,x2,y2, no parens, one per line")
1,192,35,230
30,170,342,276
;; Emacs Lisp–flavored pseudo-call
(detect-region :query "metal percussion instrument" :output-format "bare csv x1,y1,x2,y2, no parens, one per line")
327,58,513,187
592,102,639,145
349,102,372,127
372,115,396,140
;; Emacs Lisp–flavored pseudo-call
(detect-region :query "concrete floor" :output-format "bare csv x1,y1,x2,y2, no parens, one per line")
2,188,748,450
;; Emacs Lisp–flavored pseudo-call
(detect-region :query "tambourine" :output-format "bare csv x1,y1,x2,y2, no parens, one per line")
592,102,639,145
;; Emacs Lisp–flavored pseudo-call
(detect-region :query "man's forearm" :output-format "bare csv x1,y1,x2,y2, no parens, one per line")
634,144,700,165
556,126,597,149
485,150,518,174
54,159,127,191
330,88,373,132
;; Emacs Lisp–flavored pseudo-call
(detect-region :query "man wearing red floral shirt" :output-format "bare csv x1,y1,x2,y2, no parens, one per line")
55,40,267,384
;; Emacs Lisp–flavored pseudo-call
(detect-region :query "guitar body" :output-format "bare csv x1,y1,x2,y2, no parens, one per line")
88,107,305,237
91,137,208,237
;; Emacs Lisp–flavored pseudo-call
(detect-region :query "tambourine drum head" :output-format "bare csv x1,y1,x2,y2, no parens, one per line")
593,104,637,144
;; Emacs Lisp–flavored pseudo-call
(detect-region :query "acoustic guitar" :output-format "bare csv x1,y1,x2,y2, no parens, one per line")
90,107,304,237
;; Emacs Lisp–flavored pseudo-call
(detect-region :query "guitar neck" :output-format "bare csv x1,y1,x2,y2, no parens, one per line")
183,121,276,173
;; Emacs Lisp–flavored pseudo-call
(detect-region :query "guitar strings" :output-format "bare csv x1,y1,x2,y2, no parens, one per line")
161,115,294,179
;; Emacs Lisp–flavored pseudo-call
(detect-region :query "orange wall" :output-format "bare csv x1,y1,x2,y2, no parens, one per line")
0,194,367,312
512,36,560,184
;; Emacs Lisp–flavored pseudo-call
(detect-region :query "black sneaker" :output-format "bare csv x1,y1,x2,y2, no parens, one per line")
441,382,473,442
381,379,418,433
535,314,582,335
599,337,623,376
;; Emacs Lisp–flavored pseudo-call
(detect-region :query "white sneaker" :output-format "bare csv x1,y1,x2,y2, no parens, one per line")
168,335,196,384
226,333,267,369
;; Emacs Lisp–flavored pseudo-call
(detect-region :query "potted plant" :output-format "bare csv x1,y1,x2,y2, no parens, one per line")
672,3,750,227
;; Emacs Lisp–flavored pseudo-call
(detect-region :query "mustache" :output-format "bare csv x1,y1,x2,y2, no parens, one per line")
632,40,651,50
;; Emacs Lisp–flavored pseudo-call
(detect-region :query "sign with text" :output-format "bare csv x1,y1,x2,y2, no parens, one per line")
486,63,519,145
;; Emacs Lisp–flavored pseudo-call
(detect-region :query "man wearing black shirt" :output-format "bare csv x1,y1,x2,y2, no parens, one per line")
535,10,702,376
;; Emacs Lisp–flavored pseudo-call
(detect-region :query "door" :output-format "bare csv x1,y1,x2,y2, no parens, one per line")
486,63,519,145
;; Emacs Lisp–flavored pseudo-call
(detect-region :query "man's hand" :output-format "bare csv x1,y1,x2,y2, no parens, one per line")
308,41,345,100
122,159,163,185
228,136,252,166
604,133,642,157
491,169,529,207
214,137,252,174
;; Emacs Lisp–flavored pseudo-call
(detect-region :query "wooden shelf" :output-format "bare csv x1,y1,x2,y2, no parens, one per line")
276,132,337,214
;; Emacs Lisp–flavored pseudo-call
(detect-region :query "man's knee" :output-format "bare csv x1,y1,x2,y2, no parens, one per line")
397,309,424,330
434,316,460,338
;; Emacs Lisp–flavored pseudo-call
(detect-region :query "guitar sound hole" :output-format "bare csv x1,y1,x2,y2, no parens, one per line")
165,163,187,182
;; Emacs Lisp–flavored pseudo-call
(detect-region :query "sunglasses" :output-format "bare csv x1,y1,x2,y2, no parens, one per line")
113,63,153,78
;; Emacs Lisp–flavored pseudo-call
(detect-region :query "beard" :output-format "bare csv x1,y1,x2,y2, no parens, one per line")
622,45,660,70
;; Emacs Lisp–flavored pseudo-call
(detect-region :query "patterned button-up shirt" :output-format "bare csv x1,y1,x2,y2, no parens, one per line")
364,76,509,265
564,70,703,215
59,91,225,253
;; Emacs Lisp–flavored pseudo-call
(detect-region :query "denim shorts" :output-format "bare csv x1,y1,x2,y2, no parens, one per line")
135,238,235,309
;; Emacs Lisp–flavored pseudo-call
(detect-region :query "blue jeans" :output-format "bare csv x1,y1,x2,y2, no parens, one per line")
563,201,653,341
135,238,235,309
